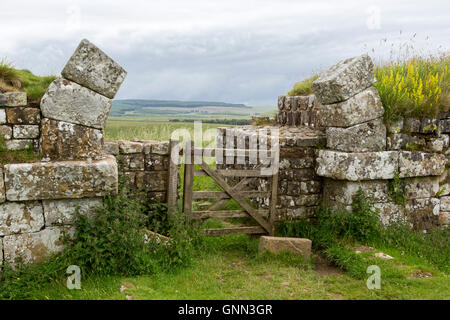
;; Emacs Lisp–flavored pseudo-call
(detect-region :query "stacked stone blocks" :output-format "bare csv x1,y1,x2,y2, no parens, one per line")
313,54,448,228
0,39,125,265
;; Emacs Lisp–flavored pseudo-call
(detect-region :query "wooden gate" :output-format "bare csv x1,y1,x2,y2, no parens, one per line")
180,140,278,236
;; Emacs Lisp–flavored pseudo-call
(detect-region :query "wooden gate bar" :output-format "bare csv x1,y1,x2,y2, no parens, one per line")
203,226,266,236
190,210,269,219
182,140,194,215
167,139,180,214
199,161,272,233
193,191,269,199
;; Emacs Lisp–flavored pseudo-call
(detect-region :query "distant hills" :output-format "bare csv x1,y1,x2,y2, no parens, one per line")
111,99,251,117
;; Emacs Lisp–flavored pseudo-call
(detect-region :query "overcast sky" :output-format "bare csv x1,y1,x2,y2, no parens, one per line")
1,0,449,105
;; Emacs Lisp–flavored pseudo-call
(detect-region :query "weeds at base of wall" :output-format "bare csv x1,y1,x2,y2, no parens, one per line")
276,188,450,276
0,181,202,300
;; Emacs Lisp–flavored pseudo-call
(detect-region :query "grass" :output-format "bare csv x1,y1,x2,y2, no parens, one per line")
0,137,40,165
10,233,450,300
0,58,57,103
287,75,318,96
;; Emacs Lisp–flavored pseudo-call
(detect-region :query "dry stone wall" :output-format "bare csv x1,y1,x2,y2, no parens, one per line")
104,139,174,204
0,39,126,266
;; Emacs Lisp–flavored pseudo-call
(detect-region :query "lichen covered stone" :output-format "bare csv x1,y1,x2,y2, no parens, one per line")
43,198,103,226
0,201,44,236
399,151,446,178
61,39,127,99
4,156,118,201
316,150,398,181
326,118,386,152
40,118,104,161
41,78,112,129
319,87,384,127
0,92,27,107
312,54,375,104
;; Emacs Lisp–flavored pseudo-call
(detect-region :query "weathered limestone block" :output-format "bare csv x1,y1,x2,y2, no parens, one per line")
145,154,169,171
0,92,27,107
326,118,386,152
316,150,398,181
0,238,2,265
428,136,449,153
285,207,316,219
439,196,450,211
387,119,404,134
406,177,439,199
0,109,6,123
0,201,44,236
318,87,384,127
6,107,40,124
3,227,70,264
439,119,450,133
259,236,312,258
40,118,104,161
104,140,119,155
4,139,33,151
300,181,322,194
144,141,170,155
119,140,143,154
399,151,446,178
405,198,440,229
0,168,5,204
41,78,113,129
387,133,410,150
4,155,118,201
373,203,405,225
13,125,39,139
0,125,12,139
323,180,389,205
135,171,168,191
279,157,314,170
117,153,145,170
312,54,375,104
279,168,317,181
278,195,320,208
43,198,103,226
61,39,127,99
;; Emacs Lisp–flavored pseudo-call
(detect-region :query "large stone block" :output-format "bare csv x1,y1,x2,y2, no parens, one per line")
406,177,440,199
104,140,119,155
61,39,127,99
326,118,386,152
3,227,70,265
6,107,40,124
43,198,103,226
259,236,312,259
399,151,446,178
117,153,145,170
0,125,12,139
312,54,375,104
0,201,44,236
4,139,34,151
40,78,113,129
118,140,143,154
323,179,389,205
0,92,27,107
318,87,384,127
4,155,118,201
316,150,398,181
405,198,440,230
40,118,104,161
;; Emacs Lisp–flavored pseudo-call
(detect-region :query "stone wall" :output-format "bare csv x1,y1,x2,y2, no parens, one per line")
276,94,322,129
0,92,40,152
216,126,325,222
0,39,126,266
312,54,448,229
104,139,173,204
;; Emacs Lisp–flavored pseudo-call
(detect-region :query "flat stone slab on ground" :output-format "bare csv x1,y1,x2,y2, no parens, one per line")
258,236,312,259
312,54,375,104
61,39,127,99
40,78,112,129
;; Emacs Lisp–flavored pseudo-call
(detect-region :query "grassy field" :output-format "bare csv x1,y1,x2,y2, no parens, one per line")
18,233,450,300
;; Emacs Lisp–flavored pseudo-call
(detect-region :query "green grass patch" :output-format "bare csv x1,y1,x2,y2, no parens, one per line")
0,137,40,165
287,75,318,96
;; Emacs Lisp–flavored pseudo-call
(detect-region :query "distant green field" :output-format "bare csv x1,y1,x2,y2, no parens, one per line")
105,119,233,141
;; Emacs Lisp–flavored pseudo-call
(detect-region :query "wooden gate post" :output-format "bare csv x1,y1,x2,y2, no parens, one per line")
167,139,180,215
182,140,194,216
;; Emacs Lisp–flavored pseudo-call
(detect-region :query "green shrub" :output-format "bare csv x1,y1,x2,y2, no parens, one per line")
0,58,22,89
